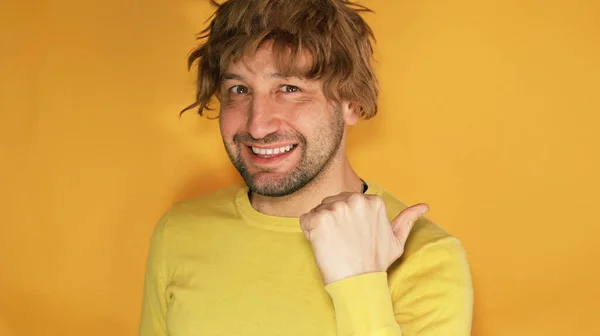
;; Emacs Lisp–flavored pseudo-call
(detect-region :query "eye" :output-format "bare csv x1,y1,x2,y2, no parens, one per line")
279,85,300,93
229,85,249,94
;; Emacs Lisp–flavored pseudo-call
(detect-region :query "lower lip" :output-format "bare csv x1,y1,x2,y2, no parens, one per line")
245,145,297,166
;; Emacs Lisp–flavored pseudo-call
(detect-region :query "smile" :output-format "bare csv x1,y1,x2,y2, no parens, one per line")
250,145,297,156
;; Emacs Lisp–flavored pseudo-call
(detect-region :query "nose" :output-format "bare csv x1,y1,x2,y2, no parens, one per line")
246,93,281,140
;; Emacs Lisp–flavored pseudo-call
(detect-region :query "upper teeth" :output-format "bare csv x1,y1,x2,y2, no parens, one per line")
252,145,294,155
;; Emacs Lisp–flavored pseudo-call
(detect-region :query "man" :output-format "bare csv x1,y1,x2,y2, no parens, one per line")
139,0,473,335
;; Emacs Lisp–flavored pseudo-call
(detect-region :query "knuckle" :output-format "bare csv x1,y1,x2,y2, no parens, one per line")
299,214,310,230
368,195,384,208
318,209,335,221
330,201,346,212
347,192,365,205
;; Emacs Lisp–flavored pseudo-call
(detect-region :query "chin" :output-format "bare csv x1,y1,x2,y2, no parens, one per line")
246,170,317,198
247,175,290,196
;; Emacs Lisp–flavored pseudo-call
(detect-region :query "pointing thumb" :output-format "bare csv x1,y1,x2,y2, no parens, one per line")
391,203,429,245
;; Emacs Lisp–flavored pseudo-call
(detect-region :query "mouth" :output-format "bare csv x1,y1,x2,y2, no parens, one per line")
249,144,297,156
244,143,299,165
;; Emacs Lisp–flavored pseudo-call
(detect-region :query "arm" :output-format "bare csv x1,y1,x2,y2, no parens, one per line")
139,213,169,336
326,272,402,335
391,237,473,335
325,237,473,336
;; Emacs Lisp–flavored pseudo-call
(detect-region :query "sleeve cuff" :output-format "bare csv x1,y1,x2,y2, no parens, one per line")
325,272,400,335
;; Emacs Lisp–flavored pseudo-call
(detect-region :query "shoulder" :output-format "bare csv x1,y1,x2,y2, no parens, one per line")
372,184,471,296
373,183,466,262
158,184,244,232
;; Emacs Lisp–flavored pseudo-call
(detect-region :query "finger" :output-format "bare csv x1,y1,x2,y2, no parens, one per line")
299,210,328,234
302,228,310,241
299,213,313,233
300,201,339,236
319,192,354,205
309,202,336,214
390,203,429,245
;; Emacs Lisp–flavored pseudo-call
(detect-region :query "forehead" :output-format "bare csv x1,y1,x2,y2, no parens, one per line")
223,41,314,78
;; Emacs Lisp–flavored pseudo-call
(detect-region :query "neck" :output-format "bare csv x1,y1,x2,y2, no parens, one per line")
249,156,363,218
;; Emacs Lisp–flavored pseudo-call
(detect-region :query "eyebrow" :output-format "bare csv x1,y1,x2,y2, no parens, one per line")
222,73,244,80
221,72,295,81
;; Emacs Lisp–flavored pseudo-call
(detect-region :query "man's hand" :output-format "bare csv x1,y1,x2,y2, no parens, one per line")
299,192,429,285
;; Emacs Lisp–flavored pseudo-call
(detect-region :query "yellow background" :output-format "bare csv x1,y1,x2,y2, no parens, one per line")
1,0,599,335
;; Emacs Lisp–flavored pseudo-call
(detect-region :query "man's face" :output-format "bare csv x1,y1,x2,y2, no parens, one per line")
218,43,356,197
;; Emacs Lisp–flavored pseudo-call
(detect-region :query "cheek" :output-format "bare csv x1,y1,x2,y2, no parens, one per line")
219,108,246,140
287,103,334,132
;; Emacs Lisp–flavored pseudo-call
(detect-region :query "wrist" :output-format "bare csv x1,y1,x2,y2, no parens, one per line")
325,272,398,335
321,263,385,285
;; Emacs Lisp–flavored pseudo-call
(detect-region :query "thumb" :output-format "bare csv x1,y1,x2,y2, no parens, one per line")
391,203,429,246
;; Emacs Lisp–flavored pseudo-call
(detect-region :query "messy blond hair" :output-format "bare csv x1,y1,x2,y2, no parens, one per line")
182,0,379,119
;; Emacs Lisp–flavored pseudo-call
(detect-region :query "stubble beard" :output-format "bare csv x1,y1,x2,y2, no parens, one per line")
224,106,345,197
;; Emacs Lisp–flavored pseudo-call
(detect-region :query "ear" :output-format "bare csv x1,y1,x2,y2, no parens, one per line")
341,100,360,126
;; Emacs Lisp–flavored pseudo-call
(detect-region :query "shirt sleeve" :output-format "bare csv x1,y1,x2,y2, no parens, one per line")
325,237,473,336
138,213,170,336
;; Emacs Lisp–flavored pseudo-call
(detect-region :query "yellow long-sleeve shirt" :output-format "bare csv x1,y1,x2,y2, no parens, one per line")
139,183,473,335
